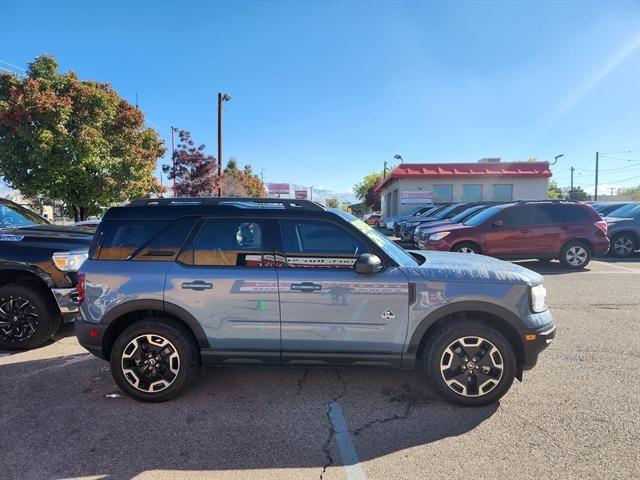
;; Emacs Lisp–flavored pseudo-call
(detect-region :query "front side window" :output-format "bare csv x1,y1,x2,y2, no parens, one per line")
186,219,264,267
279,219,367,268
497,205,531,228
433,185,453,203
492,184,513,202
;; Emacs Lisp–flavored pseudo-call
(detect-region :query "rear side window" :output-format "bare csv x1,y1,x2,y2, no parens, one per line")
185,219,264,267
531,205,565,225
563,205,592,222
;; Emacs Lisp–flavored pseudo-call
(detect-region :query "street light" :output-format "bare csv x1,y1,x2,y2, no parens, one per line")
551,153,564,166
393,154,404,164
217,92,231,196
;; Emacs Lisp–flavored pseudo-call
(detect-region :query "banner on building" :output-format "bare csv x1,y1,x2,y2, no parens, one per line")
268,183,290,195
294,190,308,200
400,190,433,204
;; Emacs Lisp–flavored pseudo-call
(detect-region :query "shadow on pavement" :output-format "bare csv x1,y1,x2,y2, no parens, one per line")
0,352,498,479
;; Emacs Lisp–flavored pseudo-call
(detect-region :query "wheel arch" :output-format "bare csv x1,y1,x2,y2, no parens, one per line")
611,230,639,243
450,240,482,254
0,266,59,309
403,301,526,377
100,299,209,360
561,237,594,254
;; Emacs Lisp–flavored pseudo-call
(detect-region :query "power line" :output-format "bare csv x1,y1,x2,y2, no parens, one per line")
0,59,26,71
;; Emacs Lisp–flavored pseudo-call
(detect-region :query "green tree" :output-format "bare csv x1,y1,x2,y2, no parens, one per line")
0,55,165,220
548,179,563,199
353,171,383,211
568,187,590,201
617,185,640,200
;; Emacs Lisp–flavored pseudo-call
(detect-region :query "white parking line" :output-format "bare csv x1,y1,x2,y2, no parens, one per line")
327,401,367,480
592,261,640,272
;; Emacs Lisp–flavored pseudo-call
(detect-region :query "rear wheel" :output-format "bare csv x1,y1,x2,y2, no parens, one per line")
424,320,516,406
0,284,59,350
110,319,199,402
611,233,636,258
451,242,480,254
559,241,591,269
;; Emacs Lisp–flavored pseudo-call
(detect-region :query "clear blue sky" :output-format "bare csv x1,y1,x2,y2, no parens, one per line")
2,0,639,194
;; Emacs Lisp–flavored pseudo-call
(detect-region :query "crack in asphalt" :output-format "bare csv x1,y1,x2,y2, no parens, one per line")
320,369,348,480
294,368,311,397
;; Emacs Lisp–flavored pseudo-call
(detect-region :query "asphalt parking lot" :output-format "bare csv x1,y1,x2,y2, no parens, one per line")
1,257,639,480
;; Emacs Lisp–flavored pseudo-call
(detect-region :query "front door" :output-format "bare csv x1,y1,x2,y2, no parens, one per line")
164,218,281,357
274,218,409,362
483,205,532,257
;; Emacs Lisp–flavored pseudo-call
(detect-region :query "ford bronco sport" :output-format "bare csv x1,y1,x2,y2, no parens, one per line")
75,198,555,406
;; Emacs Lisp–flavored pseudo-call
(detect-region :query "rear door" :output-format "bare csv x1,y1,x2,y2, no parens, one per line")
483,205,532,257
530,205,566,255
274,218,409,362
164,217,281,359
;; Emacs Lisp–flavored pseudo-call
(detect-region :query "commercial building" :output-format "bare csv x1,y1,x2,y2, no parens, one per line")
375,160,551,218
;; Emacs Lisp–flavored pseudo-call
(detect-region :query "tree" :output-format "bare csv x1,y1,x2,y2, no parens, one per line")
221,158,266,197
166,130,217,197
617,185,640,200
326,198,338,208
241,164,267,197
354,171,383,211
0,55,165,220
568,187,590,201
548,179,563,199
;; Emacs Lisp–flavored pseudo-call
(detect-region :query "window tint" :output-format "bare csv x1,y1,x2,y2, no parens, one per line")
497,205,531,227
433,185,453,203
531,205,565,225
189,219,264,267
492,184,513,202
100,221,167,260
130,217,196,261
462,185,482,202
279,220,367,268
563,205,592,222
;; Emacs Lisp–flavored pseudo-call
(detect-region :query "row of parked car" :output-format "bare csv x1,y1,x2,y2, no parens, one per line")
382,200,640,268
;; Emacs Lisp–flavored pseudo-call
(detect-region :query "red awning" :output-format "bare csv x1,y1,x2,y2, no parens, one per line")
374,162,551,193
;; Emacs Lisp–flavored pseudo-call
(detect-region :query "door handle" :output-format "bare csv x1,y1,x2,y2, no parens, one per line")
181,280,213,291
520,229,530,233
290,282,322,292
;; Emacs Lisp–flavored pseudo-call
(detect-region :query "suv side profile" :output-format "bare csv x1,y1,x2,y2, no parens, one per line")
418,201,609,269
75,198,555,406
604,203,640,258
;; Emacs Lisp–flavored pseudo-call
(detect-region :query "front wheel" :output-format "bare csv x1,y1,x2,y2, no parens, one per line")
425,320,516,406
451,242,480,254
611,233,636,258
559,241,591,269
110,319,199,402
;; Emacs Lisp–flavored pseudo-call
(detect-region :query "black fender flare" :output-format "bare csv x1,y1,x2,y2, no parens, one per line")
402,301,526,368
101,299,210,349
0,262,55,288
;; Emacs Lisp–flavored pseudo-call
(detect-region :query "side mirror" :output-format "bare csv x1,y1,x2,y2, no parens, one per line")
492,220,504,228
355,253,382,274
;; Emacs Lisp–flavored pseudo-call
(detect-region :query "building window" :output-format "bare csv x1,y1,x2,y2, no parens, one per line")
392,189,398,215
462,184,483,202
433,185,453,203
492,184,513,202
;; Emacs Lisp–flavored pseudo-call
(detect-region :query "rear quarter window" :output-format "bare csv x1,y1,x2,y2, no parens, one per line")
563,205,592,222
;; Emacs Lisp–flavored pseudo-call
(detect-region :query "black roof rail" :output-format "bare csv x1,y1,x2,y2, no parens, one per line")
127,197,326,211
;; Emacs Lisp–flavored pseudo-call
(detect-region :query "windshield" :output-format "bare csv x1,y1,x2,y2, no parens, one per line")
0,201,47,227
463,204,506,226
607,203,640,218
433,204,460,219
450,205,485,223
330,209,417,266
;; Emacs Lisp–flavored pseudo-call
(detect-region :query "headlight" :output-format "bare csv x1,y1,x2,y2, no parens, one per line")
52,250,89,272
530,284,547,313
429,232,451,241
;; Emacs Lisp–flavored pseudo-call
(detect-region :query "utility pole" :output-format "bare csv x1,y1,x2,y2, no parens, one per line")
570,166,574,191
310,186,313,201
217,93,231,197
594,151,599,201
383,161,388,178
170,126,177,197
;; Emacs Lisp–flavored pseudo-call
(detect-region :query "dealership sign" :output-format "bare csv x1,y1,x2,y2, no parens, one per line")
294,190,308,200
268,183,290,195
400,190,433,204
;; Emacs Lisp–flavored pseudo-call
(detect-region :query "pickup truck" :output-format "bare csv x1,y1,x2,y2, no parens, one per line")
0,198,93,349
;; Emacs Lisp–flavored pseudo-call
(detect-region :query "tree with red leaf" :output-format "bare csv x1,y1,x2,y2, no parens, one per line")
165,130,218,197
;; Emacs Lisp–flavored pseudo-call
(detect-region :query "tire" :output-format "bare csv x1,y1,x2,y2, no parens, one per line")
0,284,60,350
451,242,480,254
424,320,516,406
611,233,636,258
109,318,199,402
559,241,591,269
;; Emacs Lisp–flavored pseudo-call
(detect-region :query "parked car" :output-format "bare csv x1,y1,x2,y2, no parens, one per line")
605,202,640,257
383,204,439,230
393,204,449,236
417,200,609,269
73,219,101,230
75,197,555,406
413,203,495,244
398,202,487,240
0,198,92,349
364,213,382,226
591,202,632,217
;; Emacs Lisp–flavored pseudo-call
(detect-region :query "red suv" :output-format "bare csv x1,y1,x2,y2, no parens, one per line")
418,201,609,269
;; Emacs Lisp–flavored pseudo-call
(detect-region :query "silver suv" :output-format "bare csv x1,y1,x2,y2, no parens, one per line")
75,198,556,406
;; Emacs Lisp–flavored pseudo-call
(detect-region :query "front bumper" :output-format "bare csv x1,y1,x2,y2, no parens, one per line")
51,287,81,315
75,317,107,359
521,321,556,371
